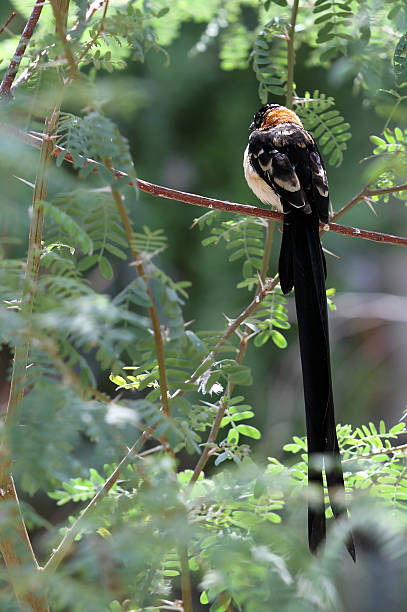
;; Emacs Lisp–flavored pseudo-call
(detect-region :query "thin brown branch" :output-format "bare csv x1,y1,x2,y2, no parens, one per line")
50,0,80,80
79,0,109,62
43,433,148,576
0,474,49,612
342,443,407,464
0,5,71,610
174,276,280,401
33,334,164,442
179,548,193,612
189,212,276,482
0,11,17,37
4,126,407,248
331,183,407,224
190,333,250,485
0,1,45,99
257,219,275,295
5,129,56,427
109,179,170,418
285,0,300,110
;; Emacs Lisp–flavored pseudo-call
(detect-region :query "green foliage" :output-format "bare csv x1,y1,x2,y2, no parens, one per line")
201,216,267,288
251,19,287,102
47,188,129,277
313,0,353,48
295,90,352,167
368,127,407,202
0,0,406,610
393,32,407,86
56,111,135,185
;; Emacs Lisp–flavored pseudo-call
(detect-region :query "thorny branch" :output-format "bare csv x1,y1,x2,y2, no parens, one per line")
2,124,407,248
0,11,17,37
0,0,45,99
109,176,171,418
43,433,148,576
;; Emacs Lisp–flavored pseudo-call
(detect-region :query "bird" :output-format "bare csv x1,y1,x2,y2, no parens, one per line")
243,103,355,560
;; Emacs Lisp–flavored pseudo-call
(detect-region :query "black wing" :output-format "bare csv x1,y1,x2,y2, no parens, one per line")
248,122,329,222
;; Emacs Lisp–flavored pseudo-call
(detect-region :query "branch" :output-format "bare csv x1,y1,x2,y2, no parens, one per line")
0,11,17,37
342,443,407,464
285,0,299,110
78,0,110,62
50,0,80,80
189,217,276,482
172,276,279,403
331,183,407,224
3,126,407,248
43,433,148,576
190,334,249,485
109,176,170,419
0,5,71,610
179,547,193,612
0,0,45,99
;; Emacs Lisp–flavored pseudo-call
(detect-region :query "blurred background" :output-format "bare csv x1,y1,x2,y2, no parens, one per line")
0,3,406,610
0,3,406,466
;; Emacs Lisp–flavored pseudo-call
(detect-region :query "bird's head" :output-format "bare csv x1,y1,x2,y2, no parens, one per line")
249,104,302,132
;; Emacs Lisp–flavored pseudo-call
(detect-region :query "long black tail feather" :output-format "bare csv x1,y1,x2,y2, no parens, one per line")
279,209,355,561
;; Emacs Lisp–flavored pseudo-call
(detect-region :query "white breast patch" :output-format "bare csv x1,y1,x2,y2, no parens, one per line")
243,146,283,212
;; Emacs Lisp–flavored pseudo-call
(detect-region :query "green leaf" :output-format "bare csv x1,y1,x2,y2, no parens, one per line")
390,423,406,435
98,256,114,280
236,425,261,439
215,451,230,466
254,330,270,347
296,91,351,166
210,598,231,612
271,330,287,349
227,428,239,446
394,33,407,86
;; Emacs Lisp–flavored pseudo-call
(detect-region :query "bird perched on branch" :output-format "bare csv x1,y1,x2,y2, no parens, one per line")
243,103,355,560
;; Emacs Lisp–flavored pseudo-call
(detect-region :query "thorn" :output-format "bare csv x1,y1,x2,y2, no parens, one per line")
256,270,265,291
322,246,340,259
364,197,378,216
13,175,35,189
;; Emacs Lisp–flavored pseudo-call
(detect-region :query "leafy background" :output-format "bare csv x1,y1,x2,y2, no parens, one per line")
0,0,406,611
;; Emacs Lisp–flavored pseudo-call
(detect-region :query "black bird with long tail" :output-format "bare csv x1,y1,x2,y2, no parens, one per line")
243,104,355,560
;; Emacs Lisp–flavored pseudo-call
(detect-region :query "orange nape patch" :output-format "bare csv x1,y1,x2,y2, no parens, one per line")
261,107,302,129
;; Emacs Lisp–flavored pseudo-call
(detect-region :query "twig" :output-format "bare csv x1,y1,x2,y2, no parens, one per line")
3,126,407,248
0,0,45,99
50,0,81,80
190,334,250,485
0,99,59,612
0,5,70,610
189,212,275,482
0,474,49,612
173,276,279,401
0,11,17,37
32,334,164,443
285,0,299,110
79,0,109,62
109,178,170,418
43,433,148,576
257,219,275,295
179,547,193,612
331,183,407,224
342,443,407,464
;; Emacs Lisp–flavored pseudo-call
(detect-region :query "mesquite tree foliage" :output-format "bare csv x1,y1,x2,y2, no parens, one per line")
0,1,406,611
